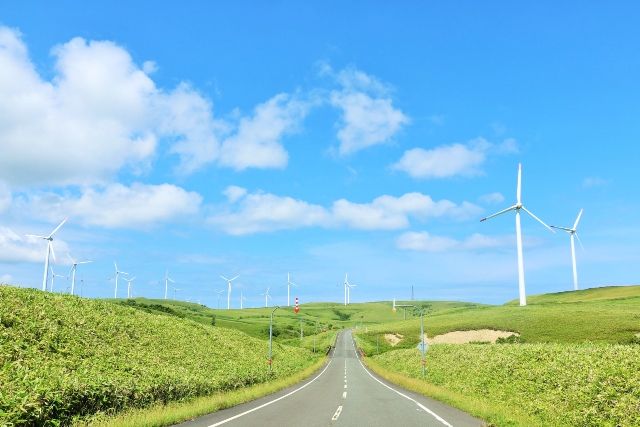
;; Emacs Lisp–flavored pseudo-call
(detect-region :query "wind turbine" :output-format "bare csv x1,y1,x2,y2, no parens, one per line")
347,280,356,304
113,262,128,299
27,218,67,291
343,273,356,305
220,275,239,310
240,291,247,309
551,209,584,291
172,287,181,300
261,287,272,308
124,276,136,299
480,163,554,306
215,289,224,309
164,270,175,300
287,272,298,306
49,266,66,293
68,254,92,296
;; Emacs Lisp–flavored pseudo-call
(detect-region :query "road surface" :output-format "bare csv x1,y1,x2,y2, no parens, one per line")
177,330,483,427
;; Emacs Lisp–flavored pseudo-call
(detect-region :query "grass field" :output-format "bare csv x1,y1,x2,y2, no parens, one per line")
354,285,640,427
0,286,321,426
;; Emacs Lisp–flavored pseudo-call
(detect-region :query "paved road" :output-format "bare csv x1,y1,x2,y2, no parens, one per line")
177,330,483,427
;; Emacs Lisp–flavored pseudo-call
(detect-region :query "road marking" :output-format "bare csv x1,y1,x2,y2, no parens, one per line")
344,384,347,389
343,391,347,398
331,405,343,421
351,334,452,427
207,360,333,426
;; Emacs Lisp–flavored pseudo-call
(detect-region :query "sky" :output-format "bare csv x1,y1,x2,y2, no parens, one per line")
1,2,639,307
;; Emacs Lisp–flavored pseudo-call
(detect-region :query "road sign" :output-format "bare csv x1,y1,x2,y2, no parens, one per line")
416,342,429,352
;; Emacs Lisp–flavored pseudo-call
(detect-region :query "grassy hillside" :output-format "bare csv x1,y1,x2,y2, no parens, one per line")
357,285,640,351
0,286,320,426
355,285,640,427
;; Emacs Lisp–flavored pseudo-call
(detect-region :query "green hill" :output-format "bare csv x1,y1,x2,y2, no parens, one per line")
0,286,320,426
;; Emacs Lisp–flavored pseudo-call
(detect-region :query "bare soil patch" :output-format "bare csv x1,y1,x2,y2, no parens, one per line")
424,329,520,344
384,333,404,346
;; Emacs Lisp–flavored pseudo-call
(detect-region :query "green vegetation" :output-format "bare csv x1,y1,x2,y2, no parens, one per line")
368,344,640,426
354,285,640,427
0,286,320,426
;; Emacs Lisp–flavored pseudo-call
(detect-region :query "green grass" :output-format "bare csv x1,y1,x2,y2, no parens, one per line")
0,286,320,426
357,285,640,351
367,344,640,426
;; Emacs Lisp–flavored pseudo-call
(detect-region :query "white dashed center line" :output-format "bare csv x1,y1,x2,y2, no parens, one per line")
332,405,343,421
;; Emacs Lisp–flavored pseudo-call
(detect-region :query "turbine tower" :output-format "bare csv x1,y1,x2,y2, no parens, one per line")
124,276,136,298
480,163,554,306
220,275,239,310
215,289,224,309
164,270,175,300
113,262,128,299
287,272,297,306
49,266,66,293
240,290,247,309
27,218,67,291
68,254,92,296
551,209,584,291
343,273,356,305
261,287,272,308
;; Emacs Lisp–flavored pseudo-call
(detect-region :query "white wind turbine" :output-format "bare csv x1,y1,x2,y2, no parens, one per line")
113,262,128,299
49,266,66,293
261,287,272,308
551,209,584,291
215,289,225,309
220,275,239,310
240,290,247,309
164,270,175,300
68,254,92,296
124,276,136,298
343,273,356,305
27,218,67,291
480,163,554,306
287,272,298,306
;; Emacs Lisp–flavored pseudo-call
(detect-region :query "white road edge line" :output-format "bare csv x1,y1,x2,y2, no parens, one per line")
331,405,343,421
352,337,453,427
207,360,333,427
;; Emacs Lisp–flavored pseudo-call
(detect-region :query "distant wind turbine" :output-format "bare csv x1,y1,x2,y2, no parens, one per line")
124,276,136,298
68,254,92,296
220,275,239,310
49,266,66,293
551,209,584,291
480,163,554,306
261,287,272,308
240,291,247,309
172,287,181,300
27,218,67,291
343,273,356,305
215,289,224,309
113,262,128,299
287,272,298,306
164,270,175,300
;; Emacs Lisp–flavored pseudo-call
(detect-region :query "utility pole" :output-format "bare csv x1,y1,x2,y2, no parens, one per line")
411,285,414,301
268,306,279,372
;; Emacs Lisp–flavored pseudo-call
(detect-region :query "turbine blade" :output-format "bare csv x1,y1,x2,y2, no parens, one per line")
230,275,239,281
26,234,47,239
78,260,92,264
575,233,585,251
114,262,118,272
48,217,68,238
521,206,555,232
220,275,229,281
573,208,584,230
480,205,517,222
49,243,57,263
517,163,522,204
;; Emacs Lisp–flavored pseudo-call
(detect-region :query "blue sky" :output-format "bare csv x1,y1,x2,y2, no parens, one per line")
1,2,639,307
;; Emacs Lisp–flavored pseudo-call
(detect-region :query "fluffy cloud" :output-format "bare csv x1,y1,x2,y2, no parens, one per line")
0,181,11,213
328,67,409,155
209,186,481,235
479,192,505,204
0,26,311,185
219,93,310,170
391,138,518,179
0,226,70,263
17,183,202,229
396,231,513,252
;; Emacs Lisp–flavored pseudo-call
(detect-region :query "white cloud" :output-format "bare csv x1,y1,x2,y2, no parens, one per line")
0,273,12,283
18,183,202,229
209,187,481,235
0,226,70,263
223,185,248,203
219,93,309,170
328,67,409,155
396,231,513,252
391,138,518,179
582,177,610,188
479,192,505,204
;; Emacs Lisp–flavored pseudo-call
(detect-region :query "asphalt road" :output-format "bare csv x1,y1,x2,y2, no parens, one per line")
177,330,483,427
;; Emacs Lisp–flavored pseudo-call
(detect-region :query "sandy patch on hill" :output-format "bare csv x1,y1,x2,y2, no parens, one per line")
384,333,404,346
424,329,519,344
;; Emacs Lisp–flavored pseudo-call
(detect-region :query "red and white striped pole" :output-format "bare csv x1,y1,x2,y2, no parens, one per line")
294,296,299,314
